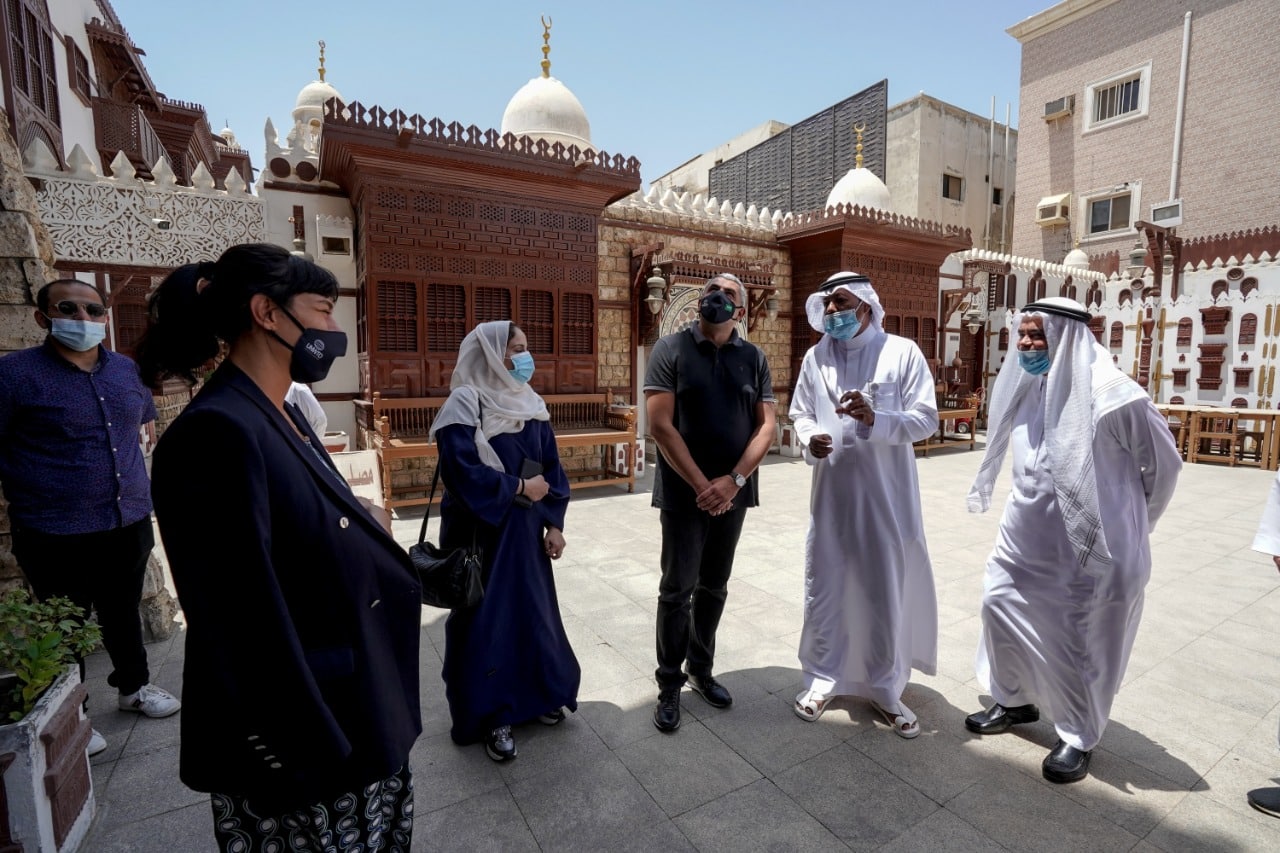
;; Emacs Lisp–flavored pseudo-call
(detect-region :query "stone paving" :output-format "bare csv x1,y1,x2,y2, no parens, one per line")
78,442,1280,851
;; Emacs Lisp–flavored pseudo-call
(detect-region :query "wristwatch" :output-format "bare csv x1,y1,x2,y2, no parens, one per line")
731,471,747,488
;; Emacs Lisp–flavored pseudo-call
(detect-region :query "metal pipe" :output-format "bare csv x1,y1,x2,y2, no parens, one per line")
1170,11,1192,200
1001,102,1011,253
985,96,996,249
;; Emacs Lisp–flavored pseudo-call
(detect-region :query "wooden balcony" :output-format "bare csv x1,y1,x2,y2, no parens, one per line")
92,98,171,180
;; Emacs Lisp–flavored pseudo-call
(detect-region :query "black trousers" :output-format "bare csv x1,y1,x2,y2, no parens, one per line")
11,517,154,695
655,505,748,690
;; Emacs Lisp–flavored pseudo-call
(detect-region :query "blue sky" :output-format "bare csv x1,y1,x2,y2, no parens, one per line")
113,0,1049,187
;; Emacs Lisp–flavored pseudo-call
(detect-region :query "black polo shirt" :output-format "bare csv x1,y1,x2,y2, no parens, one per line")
644,323,774,511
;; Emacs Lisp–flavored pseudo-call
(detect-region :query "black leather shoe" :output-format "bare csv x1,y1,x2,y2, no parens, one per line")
653,687,681,733
1042,739,1091,784
1247,787,1280,819
687,673,732,708
964,702,1040,734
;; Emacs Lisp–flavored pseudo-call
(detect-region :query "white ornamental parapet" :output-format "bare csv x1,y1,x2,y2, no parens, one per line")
24,141,266,268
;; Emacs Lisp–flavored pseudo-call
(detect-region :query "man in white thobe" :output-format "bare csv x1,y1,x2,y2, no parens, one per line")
790,272,939,738
1246,470,1280,818
965,296,1181,784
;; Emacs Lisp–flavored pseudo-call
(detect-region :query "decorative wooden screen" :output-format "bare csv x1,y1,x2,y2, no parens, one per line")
377,280,420,352
425,283,464,352
883,315,900,336
919,318,937,362
1059,282,1077,300
1031,275,1046,302
1004,275,1018,308
998,327,1008,351
1234,370,1253,390
474,286,513,325
1176,318,1193,346
1118,289,1132,307
520,289,554,354
562,292,593,355
1109,321,1123,349
1172,370,1189,388
1086,282,1101,308
1088,315,1104,344
1240,313,1258,346
902,316,919,344
1242,277,1258,298
1211,280,1228,299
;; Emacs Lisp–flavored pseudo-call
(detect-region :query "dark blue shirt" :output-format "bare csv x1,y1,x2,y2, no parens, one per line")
0,340,157,534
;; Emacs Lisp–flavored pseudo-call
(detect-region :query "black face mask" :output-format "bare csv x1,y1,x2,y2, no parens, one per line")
269,304,348,384
699,290,738,324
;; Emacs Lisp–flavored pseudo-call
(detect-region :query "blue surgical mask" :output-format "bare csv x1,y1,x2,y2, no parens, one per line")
1018,349,1051,375
823,309,860,340
48,318,107,352
508,351,535,384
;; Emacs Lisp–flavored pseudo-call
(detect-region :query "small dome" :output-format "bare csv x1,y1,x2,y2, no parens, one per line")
1063,247,1090,269
293,79,343,124
218,126,237,146
825,167,893,212
501,75,591,151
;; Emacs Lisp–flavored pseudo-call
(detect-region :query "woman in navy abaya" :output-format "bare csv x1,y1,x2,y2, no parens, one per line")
429,320,580,761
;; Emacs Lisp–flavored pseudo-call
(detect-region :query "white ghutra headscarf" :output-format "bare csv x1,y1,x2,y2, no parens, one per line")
803,271,886,333
428,320,549,471
967,297,1146,576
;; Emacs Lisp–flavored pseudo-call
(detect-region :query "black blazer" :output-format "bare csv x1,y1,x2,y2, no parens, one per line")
151,362,421,810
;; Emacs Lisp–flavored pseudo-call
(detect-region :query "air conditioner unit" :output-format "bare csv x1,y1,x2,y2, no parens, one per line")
1035,192,1071,227
1043,95,1075,121
1151,199,1183,228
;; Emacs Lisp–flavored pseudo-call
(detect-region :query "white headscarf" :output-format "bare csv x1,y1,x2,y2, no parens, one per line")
804,271,885,333
967,297,1145,576
428,320,549,471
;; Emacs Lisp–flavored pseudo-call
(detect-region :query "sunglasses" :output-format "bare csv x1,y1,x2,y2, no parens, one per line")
50,300,108,319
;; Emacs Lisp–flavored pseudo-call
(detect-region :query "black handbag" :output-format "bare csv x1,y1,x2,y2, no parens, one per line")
410,463,484,609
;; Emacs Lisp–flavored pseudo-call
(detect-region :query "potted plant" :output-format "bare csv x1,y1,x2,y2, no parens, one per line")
0,589,101,852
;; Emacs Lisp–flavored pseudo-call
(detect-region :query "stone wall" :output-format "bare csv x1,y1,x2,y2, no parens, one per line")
599,196,794,412
0,107,57,590
0,110,179,638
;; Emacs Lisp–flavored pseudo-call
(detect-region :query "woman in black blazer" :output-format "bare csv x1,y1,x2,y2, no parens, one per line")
142,244,421,852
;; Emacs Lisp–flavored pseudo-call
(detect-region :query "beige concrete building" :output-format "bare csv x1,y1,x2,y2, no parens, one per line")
1008,0,1279,267
648,120,789,198
887,94,1016,253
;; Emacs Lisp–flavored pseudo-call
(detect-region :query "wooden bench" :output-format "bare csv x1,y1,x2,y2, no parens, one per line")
914,396,978,457
372,391,637,509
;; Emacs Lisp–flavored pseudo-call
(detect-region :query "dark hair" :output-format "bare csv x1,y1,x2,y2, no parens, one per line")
136,243,339,388
35,278,104,313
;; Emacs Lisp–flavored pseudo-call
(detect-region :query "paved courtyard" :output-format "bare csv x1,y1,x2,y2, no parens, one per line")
79,442,1280,851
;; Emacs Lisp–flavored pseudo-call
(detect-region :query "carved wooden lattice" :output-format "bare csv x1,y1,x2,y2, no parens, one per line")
1109,322,1123,349
1088,315,1105,344
1177,318,1193,347
1240,313,1258,346
377,281,418,352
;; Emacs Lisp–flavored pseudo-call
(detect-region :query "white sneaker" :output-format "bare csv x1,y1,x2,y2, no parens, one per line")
117,684,181,718
87,728,107,756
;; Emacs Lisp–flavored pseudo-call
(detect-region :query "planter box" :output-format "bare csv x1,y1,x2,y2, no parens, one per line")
0,667,95,852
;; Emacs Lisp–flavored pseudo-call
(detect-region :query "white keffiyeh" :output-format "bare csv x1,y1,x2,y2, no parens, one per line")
428,320,549,471
967,297,1146,576
804,271,885,333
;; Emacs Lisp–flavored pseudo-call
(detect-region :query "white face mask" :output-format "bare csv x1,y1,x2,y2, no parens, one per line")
48,318,107,352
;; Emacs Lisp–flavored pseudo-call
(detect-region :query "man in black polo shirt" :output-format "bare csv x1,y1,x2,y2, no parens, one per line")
644,272,776,733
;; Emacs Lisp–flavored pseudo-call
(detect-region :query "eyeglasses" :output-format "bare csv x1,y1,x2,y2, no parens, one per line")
50,300,108,319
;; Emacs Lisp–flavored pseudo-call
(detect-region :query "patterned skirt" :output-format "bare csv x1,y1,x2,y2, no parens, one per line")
210,766,413,852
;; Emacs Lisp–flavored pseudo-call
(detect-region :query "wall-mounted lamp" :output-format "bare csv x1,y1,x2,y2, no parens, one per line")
644,269,668,315
964,307,985,336
1126,241,1148,280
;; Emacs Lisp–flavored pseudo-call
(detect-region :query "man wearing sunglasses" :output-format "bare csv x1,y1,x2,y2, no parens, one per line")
0,278,180,757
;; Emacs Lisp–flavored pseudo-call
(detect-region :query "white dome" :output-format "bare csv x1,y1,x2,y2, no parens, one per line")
218,126,237,146
293,79,343,124
501,75,591,151
825,167,893,212
1063,247,1090,269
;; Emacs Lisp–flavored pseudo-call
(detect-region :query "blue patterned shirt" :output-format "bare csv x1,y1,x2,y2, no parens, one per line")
0,341,157,534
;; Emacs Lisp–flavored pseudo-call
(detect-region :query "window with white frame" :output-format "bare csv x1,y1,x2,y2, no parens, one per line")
1084,62,1151,132
1084,184,1139,236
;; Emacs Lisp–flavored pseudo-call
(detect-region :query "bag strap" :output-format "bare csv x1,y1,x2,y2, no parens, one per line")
417,394,483,548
